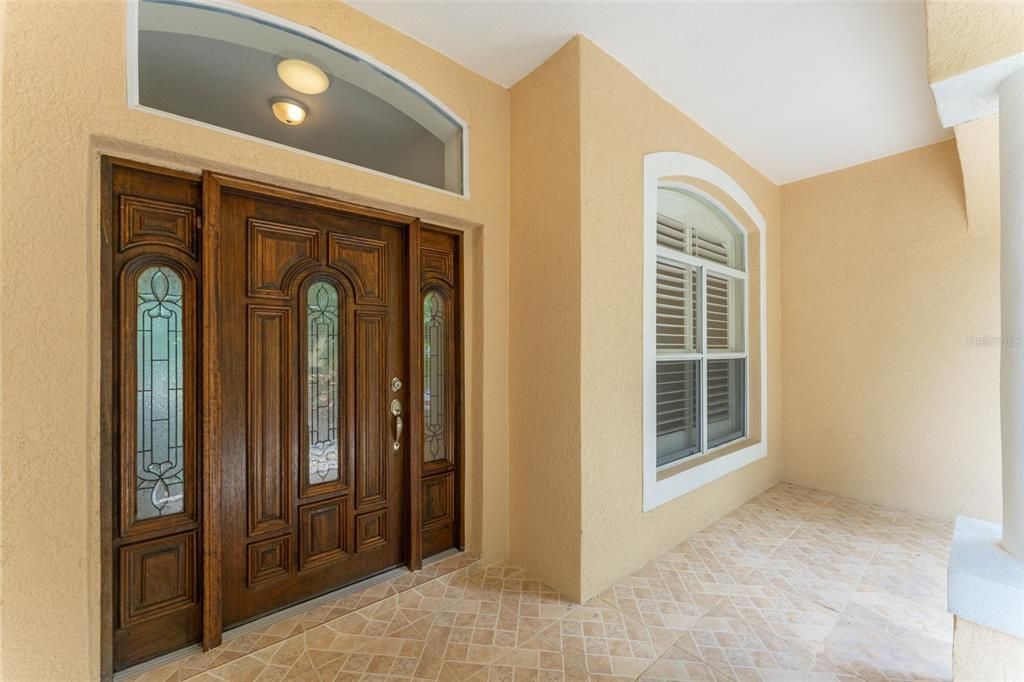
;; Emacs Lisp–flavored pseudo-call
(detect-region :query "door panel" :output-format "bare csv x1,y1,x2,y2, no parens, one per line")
355,311,388,507
246,306,292,536
215,183,407,627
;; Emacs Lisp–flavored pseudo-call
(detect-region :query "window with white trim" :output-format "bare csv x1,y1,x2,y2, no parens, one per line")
654,186,747,469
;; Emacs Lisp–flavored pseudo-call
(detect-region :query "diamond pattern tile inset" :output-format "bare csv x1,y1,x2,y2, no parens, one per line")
121,484,954,682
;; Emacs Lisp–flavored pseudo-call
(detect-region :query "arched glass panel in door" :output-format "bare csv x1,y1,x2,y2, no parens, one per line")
423,290,448,463
135,265,186,519
307,281,341,485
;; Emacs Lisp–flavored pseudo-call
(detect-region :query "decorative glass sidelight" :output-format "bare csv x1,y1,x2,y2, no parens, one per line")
136,266,186,519
423,291,447,462
307,281,340,485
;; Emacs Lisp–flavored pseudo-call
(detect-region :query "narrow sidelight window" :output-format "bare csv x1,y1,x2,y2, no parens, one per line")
654,187,747,468
423,290,448,463
136,266,186,519
306,281,340,485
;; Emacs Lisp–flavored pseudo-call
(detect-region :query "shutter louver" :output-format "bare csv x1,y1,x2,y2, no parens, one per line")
656,261,698,354
706,272,733,352
656,360,700,465
707,358,745,448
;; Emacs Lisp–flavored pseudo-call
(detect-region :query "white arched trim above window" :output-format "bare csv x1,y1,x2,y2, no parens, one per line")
643,152,768,511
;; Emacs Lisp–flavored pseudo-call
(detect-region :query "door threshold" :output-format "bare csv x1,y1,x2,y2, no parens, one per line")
114,564,410,681
423,546,462,565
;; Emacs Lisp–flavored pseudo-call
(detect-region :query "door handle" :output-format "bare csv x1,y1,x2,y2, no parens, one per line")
390,398,403,451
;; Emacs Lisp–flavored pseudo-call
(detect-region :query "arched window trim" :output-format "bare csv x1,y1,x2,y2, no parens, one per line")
125,0,471,199
643,153,768,512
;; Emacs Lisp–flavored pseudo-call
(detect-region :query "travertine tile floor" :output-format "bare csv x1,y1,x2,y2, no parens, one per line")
129,483,954,681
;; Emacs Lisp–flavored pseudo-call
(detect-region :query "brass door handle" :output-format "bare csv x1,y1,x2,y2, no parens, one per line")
390,398,402,451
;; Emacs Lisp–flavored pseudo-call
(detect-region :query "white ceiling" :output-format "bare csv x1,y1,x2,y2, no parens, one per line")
348,1,952,184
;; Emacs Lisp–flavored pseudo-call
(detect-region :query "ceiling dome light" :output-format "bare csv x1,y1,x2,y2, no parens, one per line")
270,97,307,126
276,58,330,95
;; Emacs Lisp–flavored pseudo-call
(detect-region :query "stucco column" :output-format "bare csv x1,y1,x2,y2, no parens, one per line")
1000,68,1024,560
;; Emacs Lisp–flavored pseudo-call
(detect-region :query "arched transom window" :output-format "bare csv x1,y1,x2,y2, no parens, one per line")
131,0,467,195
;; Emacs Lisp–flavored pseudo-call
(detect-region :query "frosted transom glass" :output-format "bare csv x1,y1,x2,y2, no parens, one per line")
136,0,465,194
307,282,340,485
136,266,186,519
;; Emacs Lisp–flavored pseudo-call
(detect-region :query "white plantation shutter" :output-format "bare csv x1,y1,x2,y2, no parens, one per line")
656,360,700,465
653,186,746,468
705,273,730,350
707,358,744,448
655,260,698,353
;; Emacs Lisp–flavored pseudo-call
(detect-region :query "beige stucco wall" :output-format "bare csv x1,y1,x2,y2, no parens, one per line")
574,39,783,600
505,36,783,601
781,140,1001,522
925,0,1024,84
508,39,584,599
954,114,1000,233
953,617,1024,681
0,1,510,679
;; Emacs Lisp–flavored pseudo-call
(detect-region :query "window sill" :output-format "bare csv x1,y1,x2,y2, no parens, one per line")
643,437,766,511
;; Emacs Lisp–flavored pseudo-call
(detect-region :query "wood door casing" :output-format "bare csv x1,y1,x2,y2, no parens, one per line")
211,179,410,627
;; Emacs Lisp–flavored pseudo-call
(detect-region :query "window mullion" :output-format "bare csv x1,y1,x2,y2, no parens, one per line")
700,266,708,455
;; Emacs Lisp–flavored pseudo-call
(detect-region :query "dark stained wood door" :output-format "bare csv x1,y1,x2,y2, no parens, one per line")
212,179,409,627
104,159,205,671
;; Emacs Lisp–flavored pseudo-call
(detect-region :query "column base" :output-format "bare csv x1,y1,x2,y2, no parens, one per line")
948,517,1024,638
953,616,1024,681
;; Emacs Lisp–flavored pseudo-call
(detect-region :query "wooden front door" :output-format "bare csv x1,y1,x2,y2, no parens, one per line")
210,178,410,627
105,159,463,673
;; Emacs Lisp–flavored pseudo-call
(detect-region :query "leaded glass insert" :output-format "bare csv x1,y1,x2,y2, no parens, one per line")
423,291,447,463
307,281,340,485
136,266,186,519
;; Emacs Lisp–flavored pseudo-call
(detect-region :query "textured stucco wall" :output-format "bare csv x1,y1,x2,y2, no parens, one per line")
504,36,782,602
508,39,584,600
575,39,782,601
0,1,510,678
0,4,6,679
953,617,1024,681
925,0,1024,84
781,141,1001,522
955,114,1000,233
